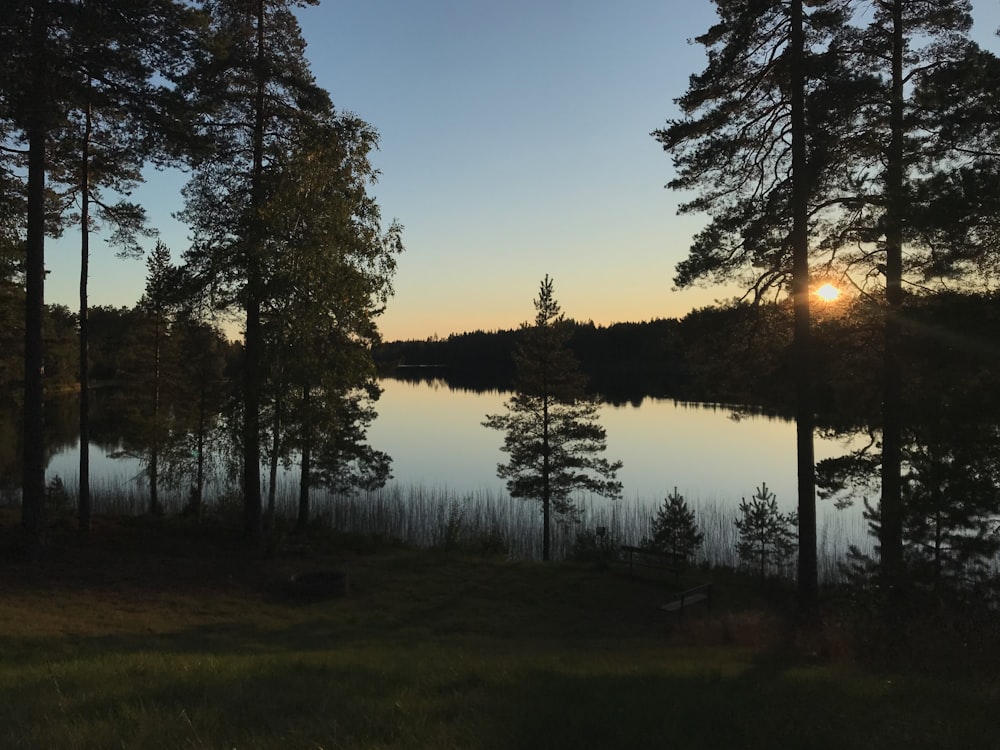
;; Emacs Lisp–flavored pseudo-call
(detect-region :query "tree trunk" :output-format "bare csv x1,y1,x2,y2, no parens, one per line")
297,383,311,533
78,93,92,533
790,0,818,613
541,394,551,561
880,0,906,604
149,310,162,515
193,378,206,521
268,385,282,522
22,0,48,544
242,0,267,541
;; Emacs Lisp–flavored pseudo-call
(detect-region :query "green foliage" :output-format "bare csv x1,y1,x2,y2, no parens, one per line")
735,483,797,582
643,487,704,561
178,3,402,534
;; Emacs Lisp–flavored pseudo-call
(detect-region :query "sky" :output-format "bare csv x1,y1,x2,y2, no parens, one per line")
44,0,1000,342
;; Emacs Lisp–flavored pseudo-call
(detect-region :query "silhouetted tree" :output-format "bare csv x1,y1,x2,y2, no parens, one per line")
50,0,194,532
829,0,975,599
136,241,179,515
178,0,335,541
167,308,229,520
909,45,1000,280
484,276,622,561
654,0,852,609
1,0,73,543
644,487,704,562
1,0,194,542
255,119,400,531
735,483,798,583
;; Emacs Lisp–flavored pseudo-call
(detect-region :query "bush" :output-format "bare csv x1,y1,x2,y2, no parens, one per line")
570,526,616,563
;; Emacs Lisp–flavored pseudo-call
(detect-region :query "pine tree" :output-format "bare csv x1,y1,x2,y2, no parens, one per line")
136,241,179,515
820,0,975,599
1,0,194,541
169,309,228,521
735,483,798,583
645,487,704,562
50,0,193,531
484,276,622,561
654,0,852,609
1,0,72,543
178,0,334,540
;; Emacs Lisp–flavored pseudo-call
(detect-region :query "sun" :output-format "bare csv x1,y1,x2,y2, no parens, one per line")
815,283,841,302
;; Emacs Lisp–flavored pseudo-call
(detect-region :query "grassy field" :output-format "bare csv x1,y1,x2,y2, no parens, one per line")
0,513,997,749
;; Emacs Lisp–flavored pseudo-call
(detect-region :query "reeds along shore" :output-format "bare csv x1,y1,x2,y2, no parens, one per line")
21,476,873,581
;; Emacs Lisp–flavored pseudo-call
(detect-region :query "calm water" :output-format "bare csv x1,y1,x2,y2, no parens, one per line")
365,377,861,516
44,377,865,533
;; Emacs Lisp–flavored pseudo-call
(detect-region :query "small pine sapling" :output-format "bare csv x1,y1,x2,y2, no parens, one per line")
735,482,797,583
644,487,704,563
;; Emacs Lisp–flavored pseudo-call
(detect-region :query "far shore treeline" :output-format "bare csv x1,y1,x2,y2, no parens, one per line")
6,288,998,425
376,291,1000,424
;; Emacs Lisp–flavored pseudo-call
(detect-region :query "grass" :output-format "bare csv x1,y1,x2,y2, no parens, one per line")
0,512,998,749
41,476,874,580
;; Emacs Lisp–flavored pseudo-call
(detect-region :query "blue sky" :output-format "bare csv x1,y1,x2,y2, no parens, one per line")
44,0,1000,341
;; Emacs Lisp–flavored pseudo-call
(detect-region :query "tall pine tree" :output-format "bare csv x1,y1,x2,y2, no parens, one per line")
831,0,974,599
179,0,332,540
654,0,854,610
484,276,622,561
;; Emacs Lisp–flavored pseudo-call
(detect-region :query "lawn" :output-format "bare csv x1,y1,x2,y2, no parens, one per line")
0,514,997,749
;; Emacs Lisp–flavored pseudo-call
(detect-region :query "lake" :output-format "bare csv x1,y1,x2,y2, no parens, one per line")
367,377,855,509
40,376,871,559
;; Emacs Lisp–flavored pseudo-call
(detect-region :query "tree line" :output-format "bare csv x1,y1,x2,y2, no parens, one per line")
377,318,687,404
1,0,402,549
380,291,1000,417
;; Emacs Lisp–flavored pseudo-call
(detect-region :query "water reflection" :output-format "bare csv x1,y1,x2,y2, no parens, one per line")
367,377,865,524
10,378,875,554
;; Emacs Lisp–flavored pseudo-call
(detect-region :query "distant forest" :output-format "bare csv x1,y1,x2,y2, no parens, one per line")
377,292,1000,424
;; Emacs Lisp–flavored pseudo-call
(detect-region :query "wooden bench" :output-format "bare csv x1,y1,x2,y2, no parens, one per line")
660,583,713,615
620,545,686,575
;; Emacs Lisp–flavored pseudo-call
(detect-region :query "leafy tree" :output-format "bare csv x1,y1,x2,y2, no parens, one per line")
163,308,229,521
643,487,704,562
908,45,1000,281
816,292,1000,591
484,276,622,561
178,0,335,540
248,116,400,531
902,426,1000,589
0,233,24,401
735,483,798,583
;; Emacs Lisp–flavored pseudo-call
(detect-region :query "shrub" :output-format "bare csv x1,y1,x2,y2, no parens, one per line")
570,526,616,563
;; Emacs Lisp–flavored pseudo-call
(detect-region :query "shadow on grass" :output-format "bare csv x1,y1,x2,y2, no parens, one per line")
4,643,998,750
